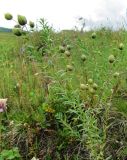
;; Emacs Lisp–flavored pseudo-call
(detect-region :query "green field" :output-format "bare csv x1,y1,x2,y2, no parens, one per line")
0,28,127,160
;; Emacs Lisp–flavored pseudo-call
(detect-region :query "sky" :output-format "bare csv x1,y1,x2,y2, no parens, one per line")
0,0,127,30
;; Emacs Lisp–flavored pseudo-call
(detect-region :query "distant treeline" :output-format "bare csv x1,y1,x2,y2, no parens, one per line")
0,27,12,32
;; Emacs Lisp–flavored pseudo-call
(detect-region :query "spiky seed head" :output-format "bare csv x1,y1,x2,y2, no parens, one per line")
65,50,71,57
59,46,65,53
88,78,93,85
93,83,98,90
66,45,71,51
119,43,124,50
108,55,115,63
113,72,120,78
18,15,27,26
29,21,35,28
12,28,22,36
91,32,96,39
81,54,86,61
4,13,13,20
66,65,73,71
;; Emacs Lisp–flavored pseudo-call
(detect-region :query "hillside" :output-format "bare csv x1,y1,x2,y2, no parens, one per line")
0,27,12,32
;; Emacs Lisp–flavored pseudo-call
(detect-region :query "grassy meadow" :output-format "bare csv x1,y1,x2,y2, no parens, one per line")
0,25,127,160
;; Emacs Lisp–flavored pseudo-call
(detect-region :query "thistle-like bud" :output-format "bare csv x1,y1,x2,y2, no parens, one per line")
119,43,124,50
113,72,120,78
4,13,13,20
59,46,65,53
92,83,98,90
91,32,96,39
12,28,22,36
18,15,27,26
65,50,71,57
108,55,115,63
88,79,93,85
29,21,35,28
81,54,86,61
66,65,73,71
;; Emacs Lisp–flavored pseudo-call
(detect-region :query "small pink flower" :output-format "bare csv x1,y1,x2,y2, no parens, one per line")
0,99,7,112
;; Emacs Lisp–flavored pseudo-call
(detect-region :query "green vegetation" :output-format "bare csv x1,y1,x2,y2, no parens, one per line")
0,14,127,160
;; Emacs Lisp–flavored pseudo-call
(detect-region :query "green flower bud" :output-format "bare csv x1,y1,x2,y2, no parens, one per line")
29,21,35,28
66,45,71,51
80,84,88,90
92,83,98,90
65,50,71,57
12,28,22,36
108,55,115,63
66,65,73,71
89,87,95,94
81,54,86,61
4,13,13,20
119,43,124,50
88,79,93,85
91,32,96,39
59,46,65,53
113,72,120,78
18,15,27,26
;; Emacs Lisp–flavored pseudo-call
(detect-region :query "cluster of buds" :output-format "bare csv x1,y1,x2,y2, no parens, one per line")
0,99,7,112
4,13,35,37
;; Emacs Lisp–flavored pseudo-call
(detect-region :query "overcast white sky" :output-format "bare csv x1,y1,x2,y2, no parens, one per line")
0,0,127,30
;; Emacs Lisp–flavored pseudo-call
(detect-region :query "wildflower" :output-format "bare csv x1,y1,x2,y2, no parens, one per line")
12,28,22,36
119,43,124,50
89,88,95,94
18,15,27,26
81,54,86,61
113,72,120,78
29,21,35,28
31,157,39,160
59,46,65,53
80,84,88,90
65,50,71,57
92,83,98,90
66,65,73,71
4,13,13,20
0,99,7,112
88,79,93,85
45,107,55,113
66,45,71,51
108,55,115,63
91,32,96,39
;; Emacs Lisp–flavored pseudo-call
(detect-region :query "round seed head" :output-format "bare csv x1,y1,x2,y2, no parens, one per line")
18,15,27,26
59,46,65,53
113,72,120,78
65,50,71,57
29,21,35,28
80,84,86,90
108,55,115,63
91,32,96,39
119,43,124,50
88,78,93,85
12,28,22,36
92,83,98,90
81,54,86,61
66,65,73,71
89,87,95,94
80,84,89,90
66,45,71,51
4,13,13,20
